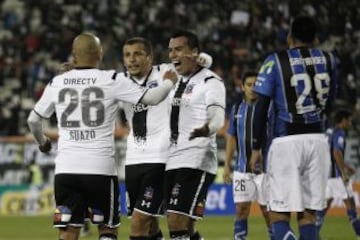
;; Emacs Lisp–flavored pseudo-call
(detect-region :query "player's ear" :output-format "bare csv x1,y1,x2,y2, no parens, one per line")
72,51,77,64
313,37,319,46
98,46,104,62
191,48,198,58
286,34,293,47
146,54,153,63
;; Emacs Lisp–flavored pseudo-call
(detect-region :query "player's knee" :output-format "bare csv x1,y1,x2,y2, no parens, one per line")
88,208,105,224
235,203,250,219
54,205,72,227
131,211,153,234
167,213,188,231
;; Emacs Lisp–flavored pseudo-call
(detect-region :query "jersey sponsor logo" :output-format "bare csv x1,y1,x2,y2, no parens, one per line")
259,60,275,74
69,130,96,141
63,78,97,85
171,97,190,107
132,103,150,113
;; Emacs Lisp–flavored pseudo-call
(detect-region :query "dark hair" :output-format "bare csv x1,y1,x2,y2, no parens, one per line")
124,37,153,56
290,16,317,44
334,109,352,124
242,70,258,83
171,30,200,51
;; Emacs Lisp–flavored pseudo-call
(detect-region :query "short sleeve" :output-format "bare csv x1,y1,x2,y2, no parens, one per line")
254,54,277,97
227,105,237,136
113,74,147,104
333,130,345,151
205,78,226,109
33,84,55,118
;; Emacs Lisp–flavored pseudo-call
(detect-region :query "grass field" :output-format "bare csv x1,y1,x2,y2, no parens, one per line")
0,215,356,240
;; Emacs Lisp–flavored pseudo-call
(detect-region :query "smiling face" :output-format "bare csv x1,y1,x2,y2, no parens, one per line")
123,42,152,78
168,36,199,76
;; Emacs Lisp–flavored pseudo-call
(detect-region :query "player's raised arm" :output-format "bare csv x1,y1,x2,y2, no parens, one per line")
139,69,178,105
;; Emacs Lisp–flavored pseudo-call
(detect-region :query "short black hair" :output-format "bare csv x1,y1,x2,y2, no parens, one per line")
334,109,352,124
124,37,153,56
290,16,317,44
242,70,258,83
171,30,200,51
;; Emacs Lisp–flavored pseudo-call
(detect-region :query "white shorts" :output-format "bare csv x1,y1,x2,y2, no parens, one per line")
326,178,353,200
267,134,330,212
232,171,267,205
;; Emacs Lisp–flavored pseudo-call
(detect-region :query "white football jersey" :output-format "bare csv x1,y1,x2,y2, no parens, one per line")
122,64,172,165
33,68,147,175
167,67,226,174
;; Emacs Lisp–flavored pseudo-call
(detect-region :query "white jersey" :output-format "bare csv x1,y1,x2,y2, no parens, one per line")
122,64,171,165
167,67,226,174
33,68,147,175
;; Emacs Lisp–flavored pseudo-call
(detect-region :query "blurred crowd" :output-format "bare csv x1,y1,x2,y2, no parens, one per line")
0,0,359,136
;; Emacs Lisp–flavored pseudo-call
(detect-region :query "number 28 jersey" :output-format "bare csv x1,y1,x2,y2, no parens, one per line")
33,68,146,175
254,47,337,136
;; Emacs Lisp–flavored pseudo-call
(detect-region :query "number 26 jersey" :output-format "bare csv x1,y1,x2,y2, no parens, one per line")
33,68,146,175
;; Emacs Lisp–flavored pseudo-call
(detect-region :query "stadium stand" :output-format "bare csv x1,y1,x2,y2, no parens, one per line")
0,0,359,136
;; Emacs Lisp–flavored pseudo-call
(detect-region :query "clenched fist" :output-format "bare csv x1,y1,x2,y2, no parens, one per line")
39,138,52,153
163,70,178,85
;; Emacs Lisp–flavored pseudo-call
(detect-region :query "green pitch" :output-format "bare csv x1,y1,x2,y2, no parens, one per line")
0,215,355,239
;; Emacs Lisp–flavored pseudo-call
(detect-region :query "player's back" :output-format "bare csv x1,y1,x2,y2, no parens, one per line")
256,47,337,137
49,68,121,175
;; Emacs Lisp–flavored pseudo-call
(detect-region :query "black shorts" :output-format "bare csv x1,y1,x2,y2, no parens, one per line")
54,174,120,228
164,168,215,219
125,163,165,216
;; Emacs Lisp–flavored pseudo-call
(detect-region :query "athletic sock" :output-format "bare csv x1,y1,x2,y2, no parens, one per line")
149,230,164,240
299,224,316,240
129,237,147,240
190,231,203,240
271,221,296,240
268,227,275,240
347,209,360,236
169,230,190,240
234,219,247,240
315,209,326,232
99,233,117,240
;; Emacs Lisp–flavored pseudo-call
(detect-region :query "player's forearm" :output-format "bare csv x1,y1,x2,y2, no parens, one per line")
27,111,47,145
207,105,225,135
334,149,347,176
140,80,173,105
224,135,236,168
252,94,271,150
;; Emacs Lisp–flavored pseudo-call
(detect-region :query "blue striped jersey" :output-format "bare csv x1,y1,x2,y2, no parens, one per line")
326,128,346,178
254,47,337,137
227,100,274,173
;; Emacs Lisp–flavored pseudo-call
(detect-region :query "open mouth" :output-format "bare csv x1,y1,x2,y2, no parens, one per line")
172,60,181,68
